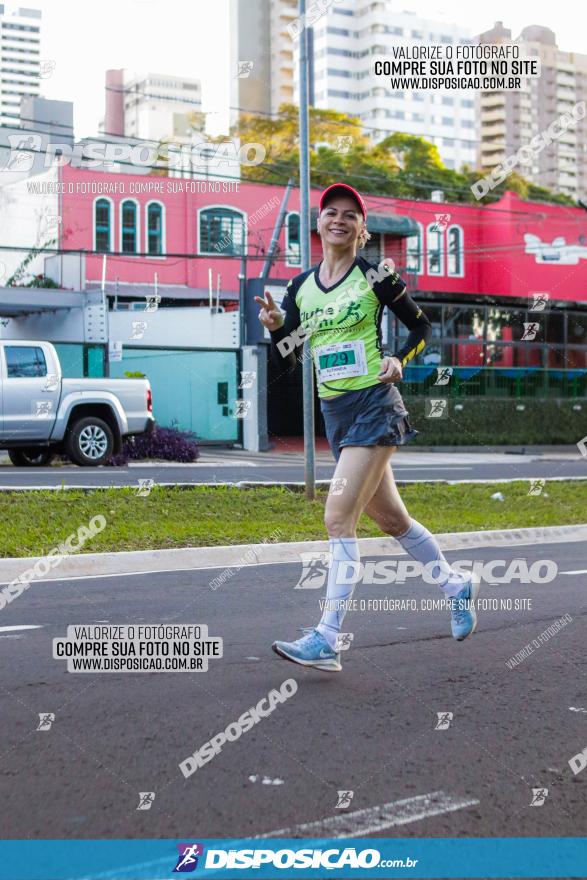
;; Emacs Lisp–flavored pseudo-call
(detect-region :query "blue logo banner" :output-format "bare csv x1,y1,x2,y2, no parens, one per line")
0,838,586,880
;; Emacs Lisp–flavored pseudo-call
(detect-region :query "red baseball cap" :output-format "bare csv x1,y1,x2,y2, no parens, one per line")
319,183,367,220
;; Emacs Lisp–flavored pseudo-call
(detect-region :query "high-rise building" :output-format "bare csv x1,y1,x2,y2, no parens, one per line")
230,0,476,170
229,0,297,122
477,21,587,199
102,70,203,141
303,3,476,170
0,4,42,126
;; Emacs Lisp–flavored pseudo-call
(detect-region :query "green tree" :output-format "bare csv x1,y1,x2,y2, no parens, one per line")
231,103,576,206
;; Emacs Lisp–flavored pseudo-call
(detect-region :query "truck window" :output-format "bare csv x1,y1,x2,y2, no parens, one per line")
5,346,48,378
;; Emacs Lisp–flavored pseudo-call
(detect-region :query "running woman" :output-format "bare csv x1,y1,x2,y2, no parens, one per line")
255,183,480,672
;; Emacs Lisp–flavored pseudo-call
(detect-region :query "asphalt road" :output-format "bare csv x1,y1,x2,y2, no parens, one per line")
0,450,586,489
0,539,585,841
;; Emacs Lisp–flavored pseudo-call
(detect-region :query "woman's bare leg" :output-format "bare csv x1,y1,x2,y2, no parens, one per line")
312,445,395,650
323,445,396,538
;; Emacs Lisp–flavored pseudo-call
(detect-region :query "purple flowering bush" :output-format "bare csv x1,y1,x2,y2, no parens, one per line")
109,426,200,466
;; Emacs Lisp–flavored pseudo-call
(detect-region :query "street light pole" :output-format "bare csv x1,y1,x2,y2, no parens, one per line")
298,0,315,500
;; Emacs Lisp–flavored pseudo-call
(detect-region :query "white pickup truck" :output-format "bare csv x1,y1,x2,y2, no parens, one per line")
0,341,154,467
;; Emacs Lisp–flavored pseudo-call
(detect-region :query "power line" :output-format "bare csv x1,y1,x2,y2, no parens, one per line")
2,137,573,209
0,238,581,261
2,110,580,206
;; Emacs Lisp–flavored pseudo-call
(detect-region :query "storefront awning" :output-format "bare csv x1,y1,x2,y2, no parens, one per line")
0,287,86,317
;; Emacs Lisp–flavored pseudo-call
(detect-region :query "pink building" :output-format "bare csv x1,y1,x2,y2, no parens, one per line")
3,164,586,444
55,166,587,309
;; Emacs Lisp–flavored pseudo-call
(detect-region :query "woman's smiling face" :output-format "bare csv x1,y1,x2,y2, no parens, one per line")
318,195,364,248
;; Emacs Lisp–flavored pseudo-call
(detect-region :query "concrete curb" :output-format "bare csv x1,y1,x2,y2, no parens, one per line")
1,524,585,584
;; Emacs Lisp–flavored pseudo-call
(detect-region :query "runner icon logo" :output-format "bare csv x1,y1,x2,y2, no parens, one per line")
173,843,204,873
335,632,354,651
521,322,540,341
435,712,453,730
37,713,55,731
335,790,354,809
136,792,155,810
295,552,331,589
530,788,548,806
426,399,448,419
528,479,545,496
529,292,550,312
434,367,453,386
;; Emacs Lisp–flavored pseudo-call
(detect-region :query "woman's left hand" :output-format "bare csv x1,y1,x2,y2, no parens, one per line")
377,355,403,384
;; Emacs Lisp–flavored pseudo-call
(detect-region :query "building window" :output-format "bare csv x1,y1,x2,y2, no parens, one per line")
94,198,111,253
199,207,245,256
426,223,444,275
121,200,138,254
146,202,164,255
406,223,423,274
286,212,300,266
447,225,464,276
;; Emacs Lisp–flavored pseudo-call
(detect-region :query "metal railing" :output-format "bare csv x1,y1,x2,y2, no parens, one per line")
401,366,587,399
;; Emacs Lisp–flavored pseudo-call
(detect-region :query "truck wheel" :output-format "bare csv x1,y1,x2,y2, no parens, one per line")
8,449,55,467
65,417,114,466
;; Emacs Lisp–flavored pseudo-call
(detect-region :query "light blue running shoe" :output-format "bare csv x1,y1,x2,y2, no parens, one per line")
272,627,341,672
450,572,481,640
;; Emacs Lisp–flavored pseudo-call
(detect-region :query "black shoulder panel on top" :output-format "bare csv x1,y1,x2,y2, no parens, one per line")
355,255,407,305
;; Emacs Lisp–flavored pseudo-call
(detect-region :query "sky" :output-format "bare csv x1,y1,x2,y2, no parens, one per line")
15,0,587,140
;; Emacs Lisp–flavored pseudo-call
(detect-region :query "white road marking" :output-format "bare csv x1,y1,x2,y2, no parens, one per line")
0,624,43,633
129,460,257,467
561,569,587,575
0,562,291,586
391,466,472,471
260,790,479,838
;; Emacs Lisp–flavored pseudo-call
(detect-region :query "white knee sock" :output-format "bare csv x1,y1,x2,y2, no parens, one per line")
316,537,361,650
395,519,466,598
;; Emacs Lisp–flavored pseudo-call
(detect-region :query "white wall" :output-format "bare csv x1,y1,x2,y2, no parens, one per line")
0,166,59,282
109,306,239,350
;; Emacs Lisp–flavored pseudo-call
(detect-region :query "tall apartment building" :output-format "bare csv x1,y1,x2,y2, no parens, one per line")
477,21,587,199
230,0,475,170
102,70,203,141
303,2,476,170
229,0,297,122
0,4,41,126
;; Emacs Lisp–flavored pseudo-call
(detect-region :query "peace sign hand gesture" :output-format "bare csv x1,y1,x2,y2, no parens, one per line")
254,290,285,333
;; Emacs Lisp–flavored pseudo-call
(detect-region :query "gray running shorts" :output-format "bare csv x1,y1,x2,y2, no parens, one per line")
320,381,417,463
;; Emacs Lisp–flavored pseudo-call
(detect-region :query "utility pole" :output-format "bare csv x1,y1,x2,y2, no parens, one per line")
298,0,315,500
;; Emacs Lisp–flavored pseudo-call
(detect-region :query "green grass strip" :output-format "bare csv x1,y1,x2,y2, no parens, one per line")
1,481,585,557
